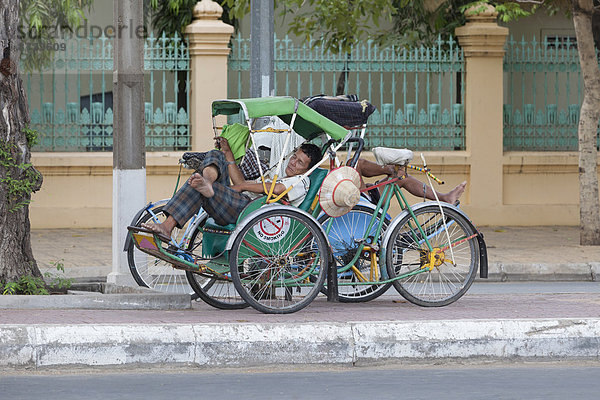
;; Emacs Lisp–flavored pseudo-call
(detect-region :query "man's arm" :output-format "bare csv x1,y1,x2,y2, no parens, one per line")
216,137,246,185
232,181,287,195
352,158,394,177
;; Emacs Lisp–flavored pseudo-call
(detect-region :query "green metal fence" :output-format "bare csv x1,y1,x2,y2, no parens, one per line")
26,32,190,152
228,35,465,150
503,36,600,151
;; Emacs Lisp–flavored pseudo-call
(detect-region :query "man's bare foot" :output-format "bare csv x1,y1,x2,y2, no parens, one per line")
140,222,172,238
442,181,467,205
188,173,214,198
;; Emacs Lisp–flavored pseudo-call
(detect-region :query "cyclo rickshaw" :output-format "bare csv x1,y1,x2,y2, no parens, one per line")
128,96,488,314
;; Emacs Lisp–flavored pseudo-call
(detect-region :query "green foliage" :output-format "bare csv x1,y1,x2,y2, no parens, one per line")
1,274,49,295
0,140,42,212
220,0,250,23
215,0,540,54
1,282,19,295
150,0,240,37
19,0,94,72
23,126,39,148
460,1,537,23
267,0,567,53
212,0,396,54
1,259,73,295
149,0,196,37
284,0,396,54
44,259,74,290
389,0,472,48
16,275,49,295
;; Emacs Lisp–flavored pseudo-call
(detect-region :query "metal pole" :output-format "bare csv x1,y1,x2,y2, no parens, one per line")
250,0,274,98
108,0,146,286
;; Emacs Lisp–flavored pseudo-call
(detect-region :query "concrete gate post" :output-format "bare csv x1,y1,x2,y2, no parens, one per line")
185,0,234,151
455,5,508,222
108,0,146,286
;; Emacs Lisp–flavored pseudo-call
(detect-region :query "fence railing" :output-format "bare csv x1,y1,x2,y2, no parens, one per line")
503,36,600,151
228,34,465,151
25,32,190,152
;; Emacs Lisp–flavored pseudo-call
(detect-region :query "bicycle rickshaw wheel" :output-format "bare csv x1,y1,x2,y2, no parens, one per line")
384,204,479,307
186,223,248,310
319,205,391,302
229,208,328,314
127,206,198,295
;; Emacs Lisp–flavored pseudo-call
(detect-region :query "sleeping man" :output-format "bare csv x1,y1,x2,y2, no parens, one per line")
142,137,321,237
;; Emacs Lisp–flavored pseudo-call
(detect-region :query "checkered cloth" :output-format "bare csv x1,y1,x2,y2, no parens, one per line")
303,96,376,127
164,150,252,226
182,149,269,181
181,152,206,171
238,148,270,180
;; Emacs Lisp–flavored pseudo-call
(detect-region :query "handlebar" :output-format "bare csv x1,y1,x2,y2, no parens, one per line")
345,137,364,168
322,137,364,168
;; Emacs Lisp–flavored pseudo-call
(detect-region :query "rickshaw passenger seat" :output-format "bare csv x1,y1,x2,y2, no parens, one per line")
204,168,327,234
298,168,328,212
204,218,236,232
202,218,236,257
201,168,328,257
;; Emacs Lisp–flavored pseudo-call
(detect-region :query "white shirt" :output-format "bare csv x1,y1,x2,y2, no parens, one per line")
244,174,310,207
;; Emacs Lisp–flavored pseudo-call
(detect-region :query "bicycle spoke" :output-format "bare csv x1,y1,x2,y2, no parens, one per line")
386,205,479,307
320,205,391,303
230,208,327,314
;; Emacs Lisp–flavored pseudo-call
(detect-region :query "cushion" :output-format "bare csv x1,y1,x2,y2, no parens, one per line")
298,168,328,211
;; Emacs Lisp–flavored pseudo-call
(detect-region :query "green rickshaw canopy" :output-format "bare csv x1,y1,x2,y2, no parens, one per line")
211,97,349,141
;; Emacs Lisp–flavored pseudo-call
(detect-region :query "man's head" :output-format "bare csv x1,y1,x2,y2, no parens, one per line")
285,143,321,177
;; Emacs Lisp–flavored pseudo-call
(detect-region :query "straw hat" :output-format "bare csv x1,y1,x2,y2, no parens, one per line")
319,166,361,217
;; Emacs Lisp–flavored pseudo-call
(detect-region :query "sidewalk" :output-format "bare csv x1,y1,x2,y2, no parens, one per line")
30,225,600,281
0,226,597,370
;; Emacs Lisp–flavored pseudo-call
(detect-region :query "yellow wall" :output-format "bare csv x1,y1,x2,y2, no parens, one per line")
29,150,599,228
27,3,600,229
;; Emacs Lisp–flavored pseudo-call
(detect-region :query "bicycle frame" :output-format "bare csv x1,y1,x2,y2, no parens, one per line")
127,199,206,254
324,177,459,286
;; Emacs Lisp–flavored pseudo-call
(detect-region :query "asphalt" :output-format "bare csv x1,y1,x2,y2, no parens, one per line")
0,226,598,370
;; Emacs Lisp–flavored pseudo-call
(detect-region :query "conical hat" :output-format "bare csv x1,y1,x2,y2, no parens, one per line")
319,166,361,217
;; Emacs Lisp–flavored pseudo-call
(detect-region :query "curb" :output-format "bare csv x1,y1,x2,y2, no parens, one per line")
1,318,599,369
486,262,600,282
0,284,191,310
55,262,600,285
0,293,191,310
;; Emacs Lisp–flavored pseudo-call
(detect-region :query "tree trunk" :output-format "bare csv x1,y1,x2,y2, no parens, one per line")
572,0,600,245
0,0,43,282
177,69,187,150
336,69,348,96
335,54,350,96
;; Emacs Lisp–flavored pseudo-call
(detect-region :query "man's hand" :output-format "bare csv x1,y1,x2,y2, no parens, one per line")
216,136,246,185
215,137,232,154
384,164,395,176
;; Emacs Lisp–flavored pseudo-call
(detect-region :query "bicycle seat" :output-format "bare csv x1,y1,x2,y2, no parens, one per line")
372,147,413,166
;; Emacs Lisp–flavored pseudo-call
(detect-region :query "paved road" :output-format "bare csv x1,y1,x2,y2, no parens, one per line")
2,362,600,400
